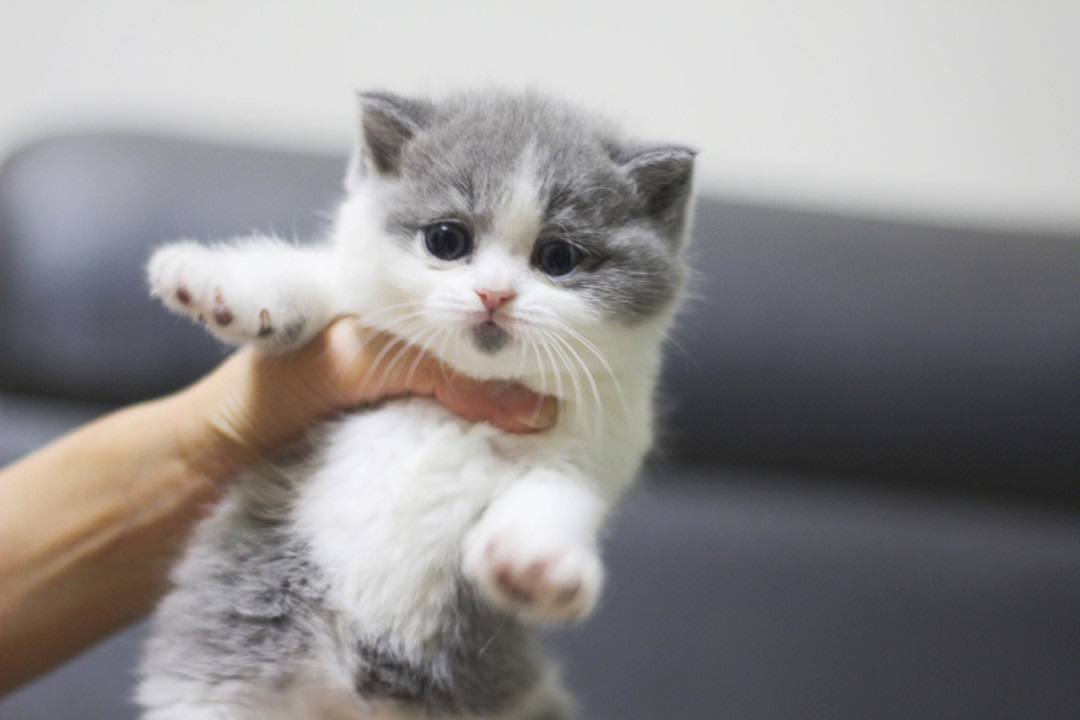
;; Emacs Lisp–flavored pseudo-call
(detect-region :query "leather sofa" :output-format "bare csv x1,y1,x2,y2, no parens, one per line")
2,133,1078,719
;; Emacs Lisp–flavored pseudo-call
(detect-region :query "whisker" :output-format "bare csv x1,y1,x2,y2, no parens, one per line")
531,336,552,398
403,325,444,388
546,325,617,433
533,329,565,402
375,340,415,394
375,320,437,393
365,306,430,327
548,320,630,418
536,326,590,432
435,326,459,397
360,333,410,393
549,328,602,410
514,332,530,378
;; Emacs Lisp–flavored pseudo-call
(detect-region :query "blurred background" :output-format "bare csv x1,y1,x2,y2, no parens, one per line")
3,0,1079,233
3,2,1080,719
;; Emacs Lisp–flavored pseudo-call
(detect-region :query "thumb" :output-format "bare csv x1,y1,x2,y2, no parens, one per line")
432,375,558,433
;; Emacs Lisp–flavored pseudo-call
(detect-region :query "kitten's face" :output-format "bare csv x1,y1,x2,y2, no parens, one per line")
335,92,694,387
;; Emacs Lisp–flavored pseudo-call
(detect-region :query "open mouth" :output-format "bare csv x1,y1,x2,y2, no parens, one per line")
473,319,510,354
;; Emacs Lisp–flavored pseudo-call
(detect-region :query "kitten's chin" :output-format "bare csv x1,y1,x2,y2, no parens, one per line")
472,321,510,354
434,337,529,384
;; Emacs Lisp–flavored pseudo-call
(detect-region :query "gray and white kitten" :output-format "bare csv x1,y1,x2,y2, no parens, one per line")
138,90,695,720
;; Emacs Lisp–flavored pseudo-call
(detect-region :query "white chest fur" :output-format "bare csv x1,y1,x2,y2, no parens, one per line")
289,369,654,656
291,398,532,654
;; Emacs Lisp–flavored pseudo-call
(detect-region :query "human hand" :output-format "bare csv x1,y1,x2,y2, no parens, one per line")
0,317,556,692
176,317,557,479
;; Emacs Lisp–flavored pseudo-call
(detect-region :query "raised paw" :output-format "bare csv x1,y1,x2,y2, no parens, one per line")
462,526,602,624
147,242,308,350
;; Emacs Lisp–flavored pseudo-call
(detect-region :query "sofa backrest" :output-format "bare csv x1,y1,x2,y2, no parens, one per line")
663,200,1080,499
2,134,1078,500
0,134,342,403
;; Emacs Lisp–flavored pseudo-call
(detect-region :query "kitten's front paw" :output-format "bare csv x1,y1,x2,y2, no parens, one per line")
148,242,307,350
462,526,602,623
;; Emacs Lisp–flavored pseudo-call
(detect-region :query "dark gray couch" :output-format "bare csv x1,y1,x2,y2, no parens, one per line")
2,134,1078,720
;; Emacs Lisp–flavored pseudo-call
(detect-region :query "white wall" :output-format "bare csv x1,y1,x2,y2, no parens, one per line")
3,0,1078,232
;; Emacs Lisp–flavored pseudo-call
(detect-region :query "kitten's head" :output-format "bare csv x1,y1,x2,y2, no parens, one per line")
334,90,695,389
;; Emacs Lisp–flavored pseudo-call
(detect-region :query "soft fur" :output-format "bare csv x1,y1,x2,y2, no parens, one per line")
137,89,695,720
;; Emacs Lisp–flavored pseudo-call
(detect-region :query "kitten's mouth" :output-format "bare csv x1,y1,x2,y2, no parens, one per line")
473,320,510,354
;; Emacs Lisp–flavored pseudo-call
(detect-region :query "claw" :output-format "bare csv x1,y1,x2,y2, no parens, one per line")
257,309,273,337
213,307,234,326
211,290,233,326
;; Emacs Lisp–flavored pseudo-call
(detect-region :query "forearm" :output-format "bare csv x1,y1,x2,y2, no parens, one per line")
0,335,374,694
0,388,236,694
0,320,555,694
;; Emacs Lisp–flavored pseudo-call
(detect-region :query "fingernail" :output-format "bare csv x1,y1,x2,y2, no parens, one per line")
516,397,558,429
486,382,558,429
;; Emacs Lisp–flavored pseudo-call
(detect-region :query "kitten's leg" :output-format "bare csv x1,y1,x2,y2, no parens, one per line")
462,474,607,624
147,237,338,351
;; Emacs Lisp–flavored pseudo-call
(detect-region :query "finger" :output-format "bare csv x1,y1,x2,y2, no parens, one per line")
317,317,557,432
318,319,427,405
432,375,558,433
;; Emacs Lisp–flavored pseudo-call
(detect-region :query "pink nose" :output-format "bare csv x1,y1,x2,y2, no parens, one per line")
477,288,516,312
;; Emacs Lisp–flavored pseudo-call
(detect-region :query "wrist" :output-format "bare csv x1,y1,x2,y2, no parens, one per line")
167,351,262,484
166,379,249,487
171,346,335,483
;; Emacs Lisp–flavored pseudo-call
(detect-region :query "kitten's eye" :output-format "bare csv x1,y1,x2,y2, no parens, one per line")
423,222,473,261
534,240,585,277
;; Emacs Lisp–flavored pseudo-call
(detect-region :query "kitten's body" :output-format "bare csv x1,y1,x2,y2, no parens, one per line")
138,91,694,720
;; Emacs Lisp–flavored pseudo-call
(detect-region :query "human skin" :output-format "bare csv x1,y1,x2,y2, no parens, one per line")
0,319,555,695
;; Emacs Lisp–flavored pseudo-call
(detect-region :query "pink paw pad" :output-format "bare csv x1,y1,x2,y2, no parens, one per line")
477,538,594,621
211,290,233,326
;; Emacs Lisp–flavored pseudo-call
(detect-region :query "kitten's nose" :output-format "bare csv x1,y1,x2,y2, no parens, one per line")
476,288,516,312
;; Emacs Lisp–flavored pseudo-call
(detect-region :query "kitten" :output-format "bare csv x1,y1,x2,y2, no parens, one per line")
137,89,695,720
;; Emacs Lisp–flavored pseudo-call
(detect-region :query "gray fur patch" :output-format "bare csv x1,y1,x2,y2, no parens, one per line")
139,485,326,689
473,321,511,353
350,585,540,715
140,460,545,716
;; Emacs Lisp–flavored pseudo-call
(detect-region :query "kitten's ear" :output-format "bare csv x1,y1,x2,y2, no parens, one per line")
615,144,697,237
346,91,433,187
